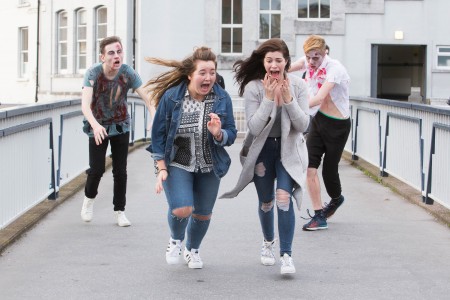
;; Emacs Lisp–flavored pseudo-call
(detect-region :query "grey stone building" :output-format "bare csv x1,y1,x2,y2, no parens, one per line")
1,0,449,105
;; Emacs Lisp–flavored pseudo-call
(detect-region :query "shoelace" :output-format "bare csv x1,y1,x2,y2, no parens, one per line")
300,209,315,220
190,251,201,263
281,255,292,267
300,203,329,220
83,200,94,212
323,200,338,212
261,239,276,257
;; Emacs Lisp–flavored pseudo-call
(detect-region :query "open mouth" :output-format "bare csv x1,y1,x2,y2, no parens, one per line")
270,70,281,79
114,60,121,67
200,83,211,93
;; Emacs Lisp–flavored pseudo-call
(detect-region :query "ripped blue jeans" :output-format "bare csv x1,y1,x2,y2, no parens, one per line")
162,166,220,250
253,137,295,256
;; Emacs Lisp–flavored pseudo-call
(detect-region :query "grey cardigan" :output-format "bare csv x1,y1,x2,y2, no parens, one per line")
220,74,309,210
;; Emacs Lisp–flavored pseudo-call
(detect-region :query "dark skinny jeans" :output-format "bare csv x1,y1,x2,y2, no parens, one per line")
307,111,351,199
84,132,129,211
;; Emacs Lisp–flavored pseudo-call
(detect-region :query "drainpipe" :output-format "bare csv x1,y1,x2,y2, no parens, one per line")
132,0,136,70
35,0,41,102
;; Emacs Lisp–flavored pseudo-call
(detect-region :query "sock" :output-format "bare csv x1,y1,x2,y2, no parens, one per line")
314,209,323,216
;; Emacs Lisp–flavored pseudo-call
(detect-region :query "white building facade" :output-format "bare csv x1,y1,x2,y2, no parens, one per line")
1,0,449,105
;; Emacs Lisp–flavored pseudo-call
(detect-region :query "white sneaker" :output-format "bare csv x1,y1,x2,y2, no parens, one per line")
184,248,203,269
280,253,296,274
261,239,276,266
115,211,131,227
81,196,95,222
166,238,182,265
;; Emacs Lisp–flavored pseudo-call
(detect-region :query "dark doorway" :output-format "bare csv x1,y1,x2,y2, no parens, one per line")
371,45,426,102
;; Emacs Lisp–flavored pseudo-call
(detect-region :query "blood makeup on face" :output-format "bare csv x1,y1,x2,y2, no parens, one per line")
306,50,324,70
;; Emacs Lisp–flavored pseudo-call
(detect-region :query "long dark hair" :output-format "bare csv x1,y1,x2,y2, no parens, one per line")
233,38,291,96
145,47,217,107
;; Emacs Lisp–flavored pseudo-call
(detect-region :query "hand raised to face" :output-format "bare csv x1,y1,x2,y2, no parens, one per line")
280,75,292,104
262,73,279,101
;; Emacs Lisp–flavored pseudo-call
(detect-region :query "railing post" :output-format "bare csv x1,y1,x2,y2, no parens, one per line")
425,124,436,205
48,121,58,200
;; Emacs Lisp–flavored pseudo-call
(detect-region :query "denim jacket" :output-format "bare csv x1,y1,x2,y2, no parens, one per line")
147,81,237,178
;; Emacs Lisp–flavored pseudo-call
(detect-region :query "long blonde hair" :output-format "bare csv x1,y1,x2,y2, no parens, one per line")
145,47,217,107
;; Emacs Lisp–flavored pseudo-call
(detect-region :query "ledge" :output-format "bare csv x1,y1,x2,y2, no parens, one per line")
342,151,450,228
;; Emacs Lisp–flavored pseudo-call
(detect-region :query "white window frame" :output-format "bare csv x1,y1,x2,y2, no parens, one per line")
76,9,87,73
95,6,107,63
57,11,68,74
436,46,450,70
298,0,330,19
259,0,281,40
18,27,29,78
221,0,243,54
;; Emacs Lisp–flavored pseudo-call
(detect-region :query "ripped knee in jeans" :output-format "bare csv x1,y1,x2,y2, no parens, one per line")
192,213,212,221
260,200,274,213
172,206,192,219
276,189,290,211
255,162,266,177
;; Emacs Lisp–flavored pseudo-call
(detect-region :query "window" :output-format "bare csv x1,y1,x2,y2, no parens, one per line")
259,0,281,39
76,9,87,72
437,46,450,69
19,27,28,78
57,11,68,73
95,6,107,62
221,0,242,54
298,0,330,19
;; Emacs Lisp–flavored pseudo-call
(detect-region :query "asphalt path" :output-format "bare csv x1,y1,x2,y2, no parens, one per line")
1,140,450,299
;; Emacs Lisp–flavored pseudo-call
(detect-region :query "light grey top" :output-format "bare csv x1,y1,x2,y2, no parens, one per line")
220,74,310,210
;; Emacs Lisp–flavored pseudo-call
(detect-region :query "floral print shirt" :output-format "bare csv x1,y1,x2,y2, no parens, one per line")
82,63,142,137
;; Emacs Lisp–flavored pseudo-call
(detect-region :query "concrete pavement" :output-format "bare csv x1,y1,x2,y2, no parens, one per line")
1,139,450,299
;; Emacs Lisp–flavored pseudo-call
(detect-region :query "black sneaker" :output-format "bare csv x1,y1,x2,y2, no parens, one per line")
322,195,345,219
302,213,328,231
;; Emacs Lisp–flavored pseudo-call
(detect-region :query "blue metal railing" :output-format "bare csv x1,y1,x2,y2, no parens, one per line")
0,96,151,229
1,95,450,229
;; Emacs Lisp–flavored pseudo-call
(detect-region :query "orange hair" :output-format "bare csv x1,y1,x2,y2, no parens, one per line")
303,35,327,55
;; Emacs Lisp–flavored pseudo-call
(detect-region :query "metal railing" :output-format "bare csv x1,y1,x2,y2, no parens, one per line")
348,97,450,209
232,95,450,209
2,95,450,229
0,96,150,229
0,118,56,227
232,97,247,135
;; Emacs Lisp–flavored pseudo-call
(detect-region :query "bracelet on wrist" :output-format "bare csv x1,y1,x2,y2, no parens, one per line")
157,168,168,175
214,131,223,140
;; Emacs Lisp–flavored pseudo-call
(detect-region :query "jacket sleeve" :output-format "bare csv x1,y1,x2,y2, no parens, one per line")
222,93,237,146
149,95,168,161
214,90,237,147
244,80,274,137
